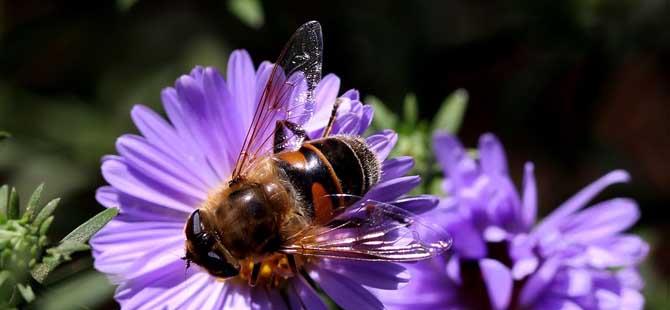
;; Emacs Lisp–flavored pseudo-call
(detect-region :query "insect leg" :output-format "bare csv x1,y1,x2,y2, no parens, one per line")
287,254,298,275
249,262,261,287
322,98,342,138
273,120,309,153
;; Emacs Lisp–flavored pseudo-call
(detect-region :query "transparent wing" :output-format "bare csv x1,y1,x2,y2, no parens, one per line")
281,195,452,261
231,21,323,180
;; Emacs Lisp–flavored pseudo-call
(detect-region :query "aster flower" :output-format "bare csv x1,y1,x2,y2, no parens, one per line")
90,50,437,309
378,132,648,309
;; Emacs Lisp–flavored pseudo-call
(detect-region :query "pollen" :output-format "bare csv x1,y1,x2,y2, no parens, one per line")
260,264,273,277
238,254,302,288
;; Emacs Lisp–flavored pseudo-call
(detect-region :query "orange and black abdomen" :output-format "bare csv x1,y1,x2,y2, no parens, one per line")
274,136,380,224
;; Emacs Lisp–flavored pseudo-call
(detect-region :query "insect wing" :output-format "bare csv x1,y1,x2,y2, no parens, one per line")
231,21,323,179
281,197,452,261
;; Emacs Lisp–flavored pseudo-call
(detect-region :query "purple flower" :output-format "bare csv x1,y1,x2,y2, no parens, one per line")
378,132,648,309
90,50,436,309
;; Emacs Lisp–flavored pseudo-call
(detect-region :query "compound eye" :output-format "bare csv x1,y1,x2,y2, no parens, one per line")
186,210,213,247
190,209,204,235
204,251,239,278
186,209,206,238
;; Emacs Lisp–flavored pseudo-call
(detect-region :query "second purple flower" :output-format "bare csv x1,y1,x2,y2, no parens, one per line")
378,132,648,310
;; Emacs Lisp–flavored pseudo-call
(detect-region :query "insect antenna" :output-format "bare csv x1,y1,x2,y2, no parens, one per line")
322,98,342,138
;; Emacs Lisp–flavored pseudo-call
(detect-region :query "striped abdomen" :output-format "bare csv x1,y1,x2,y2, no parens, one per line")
274,135,380,224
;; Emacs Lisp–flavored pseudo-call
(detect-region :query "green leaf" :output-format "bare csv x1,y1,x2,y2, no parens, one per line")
31,208,118,283
7,187,20,219
16,284,34,303
403,93,418,126
0,185,8,222
428,177,444,196
0,270,10,287
39,216,54,236
33,198,60,227
48,241,90,255
366,95,397,130
116,0,138,11
467,148,479,159
30,262,54,284
34,271,115,310
61,207,118,244
23,183,44,221
433,89,468,134
228,0,265,29
0,131,9,141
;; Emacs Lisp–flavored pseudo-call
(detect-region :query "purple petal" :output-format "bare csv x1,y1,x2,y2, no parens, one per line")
250,286,287,310
533,170,631,237
101,157,195,213
202,67,244,169
480,258,513,310
521,162,537,229
288,276,327,310
305,74,341,131
618,268,644,290
483,226,507,242
392,195,439,214
254,61,273,98
315,74,340,109
433,132,477,189
96,186,119,208
512,256,539,280
595,288,622,309
359,105,374,135
446,255,461,284
115,257,200,309
365,176,420,202
520,257,561,306
95,187,186,223
444,214,487,259
311,268,384,310
479,172,524,232
373,260,459,308
532,297,582,310
433,132,463,174
192,280,227,309
380,156,414,182
227,49,256,124
620,288,644,310
306,90,369,138
174,74,233,179
91,217,184,278
122,238,186,281
587,235,649,268
560,198,640,243
509,234,540,279
128,272,216,309
333,114,361,135
319,260,410,290
341,88,359,101
131,105,219,188
367,130,398,161
549,268,592,297
161,87,227,180
478,133,508,176
116,134,208,200
222,284,252,309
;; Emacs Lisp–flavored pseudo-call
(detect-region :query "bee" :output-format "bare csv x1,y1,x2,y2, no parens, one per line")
184,21,451,286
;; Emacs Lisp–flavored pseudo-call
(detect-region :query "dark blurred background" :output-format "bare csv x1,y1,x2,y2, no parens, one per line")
1,0,668,308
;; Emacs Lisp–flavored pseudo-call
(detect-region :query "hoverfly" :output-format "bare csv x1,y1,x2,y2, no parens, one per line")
184,21,451,286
